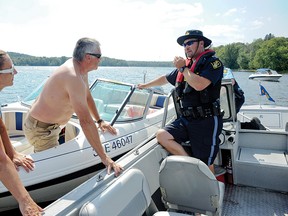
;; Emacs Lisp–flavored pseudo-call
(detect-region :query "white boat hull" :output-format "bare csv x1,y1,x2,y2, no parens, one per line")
0,78,176,212
248,68,282,81
248,75,282,81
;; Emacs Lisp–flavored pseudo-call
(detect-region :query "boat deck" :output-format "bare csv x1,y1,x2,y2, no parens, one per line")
223,184,288,216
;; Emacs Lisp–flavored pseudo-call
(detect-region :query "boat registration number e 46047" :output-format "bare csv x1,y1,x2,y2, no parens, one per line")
110,135,133,150
93,135,133,156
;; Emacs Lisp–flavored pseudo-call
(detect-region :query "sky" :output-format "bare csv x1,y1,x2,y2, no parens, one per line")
1,0,288,61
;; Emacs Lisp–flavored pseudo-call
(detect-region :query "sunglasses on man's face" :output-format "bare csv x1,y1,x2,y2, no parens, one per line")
0,64,16,74
183,40,198,47
87,53,102,59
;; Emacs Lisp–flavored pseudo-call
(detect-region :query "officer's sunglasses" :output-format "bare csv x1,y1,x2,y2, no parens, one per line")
183,40,198,47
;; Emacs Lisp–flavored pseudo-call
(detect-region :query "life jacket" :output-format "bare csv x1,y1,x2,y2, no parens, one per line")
175,49,222,108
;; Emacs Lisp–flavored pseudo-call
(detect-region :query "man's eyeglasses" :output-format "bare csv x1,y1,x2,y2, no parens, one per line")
0,65,16,74
87,53,102,59
183,40,198,47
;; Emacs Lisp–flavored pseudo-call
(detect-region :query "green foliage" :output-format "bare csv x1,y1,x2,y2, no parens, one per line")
213,34,288,72
8,52,69,66
237,45,250,69
253,37,288,71
247,39,264,69
215,43,242,69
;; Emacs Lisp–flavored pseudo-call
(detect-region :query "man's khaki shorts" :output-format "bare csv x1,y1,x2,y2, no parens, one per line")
24,113,61,152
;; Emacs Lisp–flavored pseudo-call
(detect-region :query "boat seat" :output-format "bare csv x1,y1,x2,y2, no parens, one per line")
235,147,288,192
154,156,224,216
2,111,26,131
130,91,149,106
127,105,145,118
10,133,34,154
150,95,167,109
79,168,151,216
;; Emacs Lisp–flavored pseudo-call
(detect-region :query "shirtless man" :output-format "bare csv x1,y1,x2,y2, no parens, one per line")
24,38,123,176
0,50,43,215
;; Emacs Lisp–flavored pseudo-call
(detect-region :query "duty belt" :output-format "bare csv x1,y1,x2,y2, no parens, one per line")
181,103,221,119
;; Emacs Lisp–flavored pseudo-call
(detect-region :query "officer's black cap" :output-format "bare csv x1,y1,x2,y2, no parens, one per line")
177,30,212,48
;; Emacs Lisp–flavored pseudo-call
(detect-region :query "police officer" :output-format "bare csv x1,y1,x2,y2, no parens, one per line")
138,30,223,173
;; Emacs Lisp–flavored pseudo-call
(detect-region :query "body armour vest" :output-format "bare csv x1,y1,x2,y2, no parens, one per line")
175,49,222,108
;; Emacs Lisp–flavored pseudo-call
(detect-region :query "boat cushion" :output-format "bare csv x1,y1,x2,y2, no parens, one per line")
150,95,167,109
10,134,34,154
2,112,27,131
155,95,166,108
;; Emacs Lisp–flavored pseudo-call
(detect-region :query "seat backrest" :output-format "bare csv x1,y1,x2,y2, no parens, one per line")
79,168,151,216
150,94,167,108
159,156,224,215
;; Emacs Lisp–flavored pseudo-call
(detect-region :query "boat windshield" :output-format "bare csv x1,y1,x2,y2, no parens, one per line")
22,78,48,106
89,79,151,123
256,68,277,75
22,78,159,124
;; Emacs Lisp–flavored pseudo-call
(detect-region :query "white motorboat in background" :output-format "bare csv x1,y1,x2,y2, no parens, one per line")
44,80,288,216
0,78,176,212
248,68,282,81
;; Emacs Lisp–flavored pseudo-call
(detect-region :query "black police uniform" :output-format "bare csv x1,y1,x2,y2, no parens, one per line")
164,51,223,166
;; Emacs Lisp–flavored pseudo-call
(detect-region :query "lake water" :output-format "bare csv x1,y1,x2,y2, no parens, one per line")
1,66,287,107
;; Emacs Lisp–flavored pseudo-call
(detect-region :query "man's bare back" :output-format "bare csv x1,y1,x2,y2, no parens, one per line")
29,59,87,125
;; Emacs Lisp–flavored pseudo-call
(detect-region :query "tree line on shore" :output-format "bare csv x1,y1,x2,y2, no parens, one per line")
8,52,174,68
214,34,288,73
8,34,288,72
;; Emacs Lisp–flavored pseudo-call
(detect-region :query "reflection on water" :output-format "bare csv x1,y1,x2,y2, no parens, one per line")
1,66,287,107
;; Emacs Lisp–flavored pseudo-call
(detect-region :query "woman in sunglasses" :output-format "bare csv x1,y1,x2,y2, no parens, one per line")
0,50,43,215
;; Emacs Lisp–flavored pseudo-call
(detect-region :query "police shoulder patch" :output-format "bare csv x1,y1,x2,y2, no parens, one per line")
210,60,222,69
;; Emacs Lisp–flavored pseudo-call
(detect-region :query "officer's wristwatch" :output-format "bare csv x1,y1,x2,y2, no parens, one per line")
179,66,187,73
